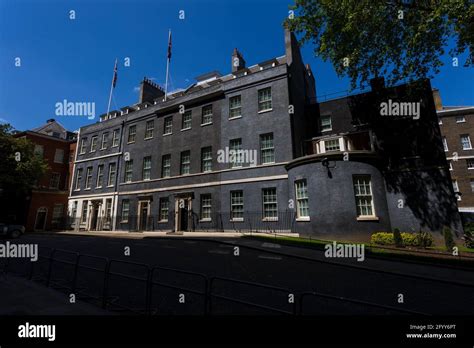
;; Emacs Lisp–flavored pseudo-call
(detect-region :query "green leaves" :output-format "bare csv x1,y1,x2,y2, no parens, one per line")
284,0,473,89
0,124,48,194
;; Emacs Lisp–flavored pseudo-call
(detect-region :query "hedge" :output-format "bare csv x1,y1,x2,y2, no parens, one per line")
371,231,433,247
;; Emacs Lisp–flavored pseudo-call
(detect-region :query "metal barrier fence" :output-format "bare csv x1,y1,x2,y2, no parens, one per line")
0,246,438,315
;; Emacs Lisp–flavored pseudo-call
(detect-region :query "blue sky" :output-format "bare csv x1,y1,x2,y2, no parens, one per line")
0,0,473,132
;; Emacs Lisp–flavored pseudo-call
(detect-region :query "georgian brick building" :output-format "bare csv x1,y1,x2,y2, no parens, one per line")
13,119,76,231
434,89,474,214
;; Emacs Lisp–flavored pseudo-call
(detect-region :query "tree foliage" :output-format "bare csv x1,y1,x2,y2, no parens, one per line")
0,124,48,195
285,0,474,89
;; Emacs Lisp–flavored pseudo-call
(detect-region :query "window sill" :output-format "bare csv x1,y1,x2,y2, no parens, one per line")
296,217,310,222
100,148,107,151
463,148,472,151
158,220,168,223
120,221,129,224
356,216,379,221
258,108,273,114
201,122,213,127
84,188,91,191
163,133,172,137
96,186,103,189
144,137,153,141
200,218,212,222
127,142,135,145
229,116,242,121
230,218,244,222
262,218,279,222
107,185,114,188
321,129,333,132
180,128,191,132
111,145,119,148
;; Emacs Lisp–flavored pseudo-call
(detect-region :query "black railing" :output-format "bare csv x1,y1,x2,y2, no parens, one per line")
1,246,450,315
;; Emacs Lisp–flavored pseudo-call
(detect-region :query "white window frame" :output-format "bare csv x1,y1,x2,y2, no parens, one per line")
124,160,133,183
353,175,376,218
96,164,104,188
262,187,278,221
128,125,137,144
142,156,152,180
75,168,83,190
121,200,130,222
295,180,309,220
145,120,154,139
201,105,213,125
163,117,173,135
162,154,171,178
201,147,212,173
180,151,191,175
230,190,244,221
159,198,169,222
260,133,275,164
229,138,243,168
461,134,472,150
320,114,332,132
442,136,449,152
258,87,272,112
456,116,466,123
107,163,116,187
200,194,212,221
85,167,93,189
229,95,242,119
182,110,192,130
79,138,87,154
112,130,119,147
90,136,98,152
101,133,108,150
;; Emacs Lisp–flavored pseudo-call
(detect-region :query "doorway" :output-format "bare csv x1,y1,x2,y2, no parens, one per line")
174,195,193,232
138,201,150,231
34,207,47,231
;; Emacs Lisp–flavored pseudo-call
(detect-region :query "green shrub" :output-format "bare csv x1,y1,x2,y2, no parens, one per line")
371,232,394,245
443,226,456,252
371,231,433,247
393,228,403,247
416,230,433,248
463,223,474,248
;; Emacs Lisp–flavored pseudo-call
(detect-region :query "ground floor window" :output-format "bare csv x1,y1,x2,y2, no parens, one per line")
121,200,130,222
295,180,309,218
262,188,278,220
159,198,169,222
81,201,88,223
230,190,244,220
52,204,64,224
353,175,375,217
200,194,212,220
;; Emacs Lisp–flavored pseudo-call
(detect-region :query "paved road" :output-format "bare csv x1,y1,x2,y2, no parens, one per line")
2,233,473,315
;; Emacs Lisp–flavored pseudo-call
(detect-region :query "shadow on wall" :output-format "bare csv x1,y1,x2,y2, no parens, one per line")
384,169,462,236
346,79,462,236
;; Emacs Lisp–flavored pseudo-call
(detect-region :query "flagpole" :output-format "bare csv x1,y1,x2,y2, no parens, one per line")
164,29,171,101
106,58,117,116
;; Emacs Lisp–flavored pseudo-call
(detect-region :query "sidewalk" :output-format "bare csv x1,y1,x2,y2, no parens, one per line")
0,273,111,315
34,230,298,239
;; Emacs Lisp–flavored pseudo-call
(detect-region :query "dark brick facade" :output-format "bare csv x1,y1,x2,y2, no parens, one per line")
67,30,463,240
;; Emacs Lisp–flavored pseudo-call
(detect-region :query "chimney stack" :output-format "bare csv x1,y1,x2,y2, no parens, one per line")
231,48,246,73
139,77,165,103
432,88,443,111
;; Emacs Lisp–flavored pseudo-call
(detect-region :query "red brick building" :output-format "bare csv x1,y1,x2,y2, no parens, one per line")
435,89,474,213
14,119,77,231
